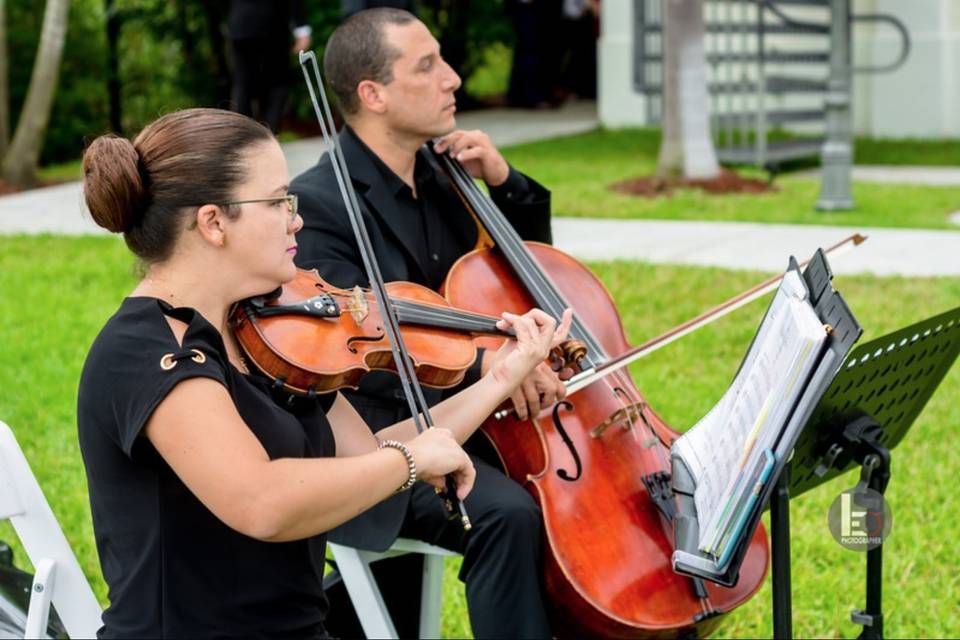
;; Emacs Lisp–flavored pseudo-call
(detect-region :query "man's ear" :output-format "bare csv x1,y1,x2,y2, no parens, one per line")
357,80,387,115
192,204,227,247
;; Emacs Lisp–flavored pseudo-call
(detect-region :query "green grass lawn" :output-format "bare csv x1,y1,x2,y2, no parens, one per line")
502,129,960,230
0,236,957,637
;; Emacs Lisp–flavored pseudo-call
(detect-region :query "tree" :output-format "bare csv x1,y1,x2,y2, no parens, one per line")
1,0,69,188
655,0,719,180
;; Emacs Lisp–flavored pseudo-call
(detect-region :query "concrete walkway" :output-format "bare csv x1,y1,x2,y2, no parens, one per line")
555,218,959,277
2,100,958,277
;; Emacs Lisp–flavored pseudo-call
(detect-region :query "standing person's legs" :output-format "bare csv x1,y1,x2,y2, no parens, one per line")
400,456,553,638
231,38,263,118
261,35,292,134
507,2,548,108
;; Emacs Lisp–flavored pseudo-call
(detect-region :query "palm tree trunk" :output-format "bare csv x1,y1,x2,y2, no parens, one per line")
1,0,70,188
656,0,719,179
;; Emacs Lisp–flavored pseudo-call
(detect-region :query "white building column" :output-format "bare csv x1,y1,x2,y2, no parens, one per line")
599,1,653,128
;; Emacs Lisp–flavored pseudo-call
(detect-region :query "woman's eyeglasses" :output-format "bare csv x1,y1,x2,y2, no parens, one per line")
221,194,299,222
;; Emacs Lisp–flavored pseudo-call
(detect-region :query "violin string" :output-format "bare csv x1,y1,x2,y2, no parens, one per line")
392,302,504,334
392,300,504,326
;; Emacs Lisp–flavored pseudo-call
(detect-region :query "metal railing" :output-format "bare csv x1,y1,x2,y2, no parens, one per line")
633,0,910,175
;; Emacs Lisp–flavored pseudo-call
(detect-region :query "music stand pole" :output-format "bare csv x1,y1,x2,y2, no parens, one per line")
770,464,793,639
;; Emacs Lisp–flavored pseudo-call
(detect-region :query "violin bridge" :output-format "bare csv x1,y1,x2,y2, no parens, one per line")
350,286,369,326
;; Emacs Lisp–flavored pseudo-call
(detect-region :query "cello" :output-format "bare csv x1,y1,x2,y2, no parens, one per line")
434,150,769,638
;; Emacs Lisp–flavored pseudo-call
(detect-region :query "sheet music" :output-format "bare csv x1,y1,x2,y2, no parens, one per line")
669,270,828,555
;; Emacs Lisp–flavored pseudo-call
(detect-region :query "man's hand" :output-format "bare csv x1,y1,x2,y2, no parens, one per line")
505,361,568,421
434,130,510,187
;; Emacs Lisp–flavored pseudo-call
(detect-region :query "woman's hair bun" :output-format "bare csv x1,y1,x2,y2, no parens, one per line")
82,134,146,234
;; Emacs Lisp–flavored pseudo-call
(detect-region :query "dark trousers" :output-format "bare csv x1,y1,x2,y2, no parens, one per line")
400,456,553,638
231,36,290,133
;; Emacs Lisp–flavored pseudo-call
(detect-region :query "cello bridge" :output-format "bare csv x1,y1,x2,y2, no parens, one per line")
590,401,648,439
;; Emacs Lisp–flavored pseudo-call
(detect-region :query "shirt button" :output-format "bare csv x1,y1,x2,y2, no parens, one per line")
431,253,439,262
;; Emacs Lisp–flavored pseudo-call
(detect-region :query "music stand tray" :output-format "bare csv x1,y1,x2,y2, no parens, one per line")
790,305,960,497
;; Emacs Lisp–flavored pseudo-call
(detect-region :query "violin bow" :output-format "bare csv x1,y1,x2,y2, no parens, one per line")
299,51,471,529
563,233,867,395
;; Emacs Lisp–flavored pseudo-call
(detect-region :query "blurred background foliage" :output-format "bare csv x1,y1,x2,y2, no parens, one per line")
6,0,513,166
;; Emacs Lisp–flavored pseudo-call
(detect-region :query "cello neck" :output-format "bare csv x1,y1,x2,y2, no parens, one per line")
433,149,608,366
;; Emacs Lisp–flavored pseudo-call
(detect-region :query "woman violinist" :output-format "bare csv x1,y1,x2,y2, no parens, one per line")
76,107,570,638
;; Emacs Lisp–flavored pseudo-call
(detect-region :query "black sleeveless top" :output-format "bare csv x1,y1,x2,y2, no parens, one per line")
77,297,336,639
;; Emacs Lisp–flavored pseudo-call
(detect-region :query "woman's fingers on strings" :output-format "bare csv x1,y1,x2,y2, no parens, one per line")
501,311,534,344
553,308,573,345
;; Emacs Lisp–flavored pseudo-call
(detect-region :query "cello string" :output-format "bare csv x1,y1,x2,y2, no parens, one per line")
436,152,626,421
439,152,672,467
440,155,609,365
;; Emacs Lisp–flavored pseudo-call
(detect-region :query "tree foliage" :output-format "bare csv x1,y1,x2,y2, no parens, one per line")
1,0,513,169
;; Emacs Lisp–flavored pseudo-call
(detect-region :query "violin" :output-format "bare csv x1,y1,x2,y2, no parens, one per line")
433,149,769,638
231,269,585,396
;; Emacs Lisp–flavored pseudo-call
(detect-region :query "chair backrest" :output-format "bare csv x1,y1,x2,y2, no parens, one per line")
0,420,102,638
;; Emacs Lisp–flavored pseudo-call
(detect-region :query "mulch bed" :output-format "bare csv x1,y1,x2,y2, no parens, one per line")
610,168,776,198
0,177,64,195
0,179,20,196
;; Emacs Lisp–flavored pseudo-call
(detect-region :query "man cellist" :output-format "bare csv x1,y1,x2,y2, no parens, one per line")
290,7,565,638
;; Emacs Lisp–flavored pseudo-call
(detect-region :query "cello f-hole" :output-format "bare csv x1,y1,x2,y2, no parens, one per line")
552,401,583,482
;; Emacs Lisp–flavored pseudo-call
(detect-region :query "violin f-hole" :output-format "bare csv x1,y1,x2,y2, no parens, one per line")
552,401,583,482
346,330,385,353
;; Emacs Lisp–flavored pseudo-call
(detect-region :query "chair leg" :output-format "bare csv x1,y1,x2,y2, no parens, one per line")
328,544,398,639
419,554,445,639
24,558,55,640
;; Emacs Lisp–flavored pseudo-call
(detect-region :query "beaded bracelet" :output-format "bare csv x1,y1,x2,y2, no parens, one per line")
378,439,417,492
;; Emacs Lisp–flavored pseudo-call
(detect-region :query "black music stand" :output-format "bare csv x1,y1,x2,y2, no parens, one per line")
672,250,862,587
768,305,960,639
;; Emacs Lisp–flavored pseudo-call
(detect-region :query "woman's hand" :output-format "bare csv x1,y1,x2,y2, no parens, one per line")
405,428,476,500
487,308,573,412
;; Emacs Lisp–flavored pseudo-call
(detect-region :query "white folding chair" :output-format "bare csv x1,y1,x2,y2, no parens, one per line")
0,420,102,639
328,538,458,639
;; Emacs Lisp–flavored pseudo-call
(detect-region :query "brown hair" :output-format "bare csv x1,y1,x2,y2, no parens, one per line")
324,8,418,115
82,108,273,263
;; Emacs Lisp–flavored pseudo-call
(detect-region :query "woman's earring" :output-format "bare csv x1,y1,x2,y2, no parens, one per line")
219,236,226,247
